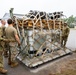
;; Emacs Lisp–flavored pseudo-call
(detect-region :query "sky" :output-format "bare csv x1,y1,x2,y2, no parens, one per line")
0,0,76,18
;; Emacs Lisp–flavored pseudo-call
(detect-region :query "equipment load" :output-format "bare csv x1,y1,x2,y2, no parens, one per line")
9,9,72,68
14,10,63,29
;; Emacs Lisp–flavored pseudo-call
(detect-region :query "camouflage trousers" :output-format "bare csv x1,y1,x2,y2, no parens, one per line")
9,42,18,63
0,47,3,68
61,36,68,47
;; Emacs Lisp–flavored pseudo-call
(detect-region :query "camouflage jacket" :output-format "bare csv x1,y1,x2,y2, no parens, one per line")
62,26,70,37
0,27,4,48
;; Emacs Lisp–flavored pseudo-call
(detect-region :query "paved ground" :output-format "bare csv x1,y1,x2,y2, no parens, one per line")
1,29,76,75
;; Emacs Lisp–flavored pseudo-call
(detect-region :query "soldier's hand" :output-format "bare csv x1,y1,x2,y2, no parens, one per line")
18,43,21,47
0,38,4,41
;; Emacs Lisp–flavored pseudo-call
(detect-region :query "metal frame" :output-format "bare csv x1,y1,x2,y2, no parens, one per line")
10,10,72,68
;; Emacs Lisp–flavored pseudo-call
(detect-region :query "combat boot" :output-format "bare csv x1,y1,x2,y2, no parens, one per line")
11,62,19,68
0,68,7,74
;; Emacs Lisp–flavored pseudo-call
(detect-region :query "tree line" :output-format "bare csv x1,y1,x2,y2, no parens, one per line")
64,15,76,28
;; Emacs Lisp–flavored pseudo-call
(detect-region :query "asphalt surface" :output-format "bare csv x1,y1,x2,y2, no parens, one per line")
1,29,76,75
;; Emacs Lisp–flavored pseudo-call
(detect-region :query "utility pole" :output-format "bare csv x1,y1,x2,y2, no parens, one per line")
9,8,14,21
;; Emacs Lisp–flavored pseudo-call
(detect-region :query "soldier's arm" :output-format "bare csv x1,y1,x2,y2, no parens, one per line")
65,27,70,36
14,28,21,45
15,34,20,45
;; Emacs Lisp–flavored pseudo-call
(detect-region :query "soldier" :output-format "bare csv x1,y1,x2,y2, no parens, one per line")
61,22,70,47
1,19,8,57
0,19,7,73
5,19,20,68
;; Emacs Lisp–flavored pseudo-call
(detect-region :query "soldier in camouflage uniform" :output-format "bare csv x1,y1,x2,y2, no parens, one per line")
5,19,20,68
0,20,7,73
1,19,8,57
61,23,70,47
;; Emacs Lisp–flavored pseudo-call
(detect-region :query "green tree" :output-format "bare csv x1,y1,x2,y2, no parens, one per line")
64,15,76,28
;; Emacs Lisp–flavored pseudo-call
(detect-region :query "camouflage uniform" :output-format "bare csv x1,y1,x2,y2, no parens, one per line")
61,24,70,47
1,26,8,57
0,27,4,68
0,20,8,57
0,27,7,73
5,25,18,66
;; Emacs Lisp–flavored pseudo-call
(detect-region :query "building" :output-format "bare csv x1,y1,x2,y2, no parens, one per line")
1,13,25,27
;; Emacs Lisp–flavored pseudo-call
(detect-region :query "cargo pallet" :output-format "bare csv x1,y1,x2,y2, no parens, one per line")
17,47,72,68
